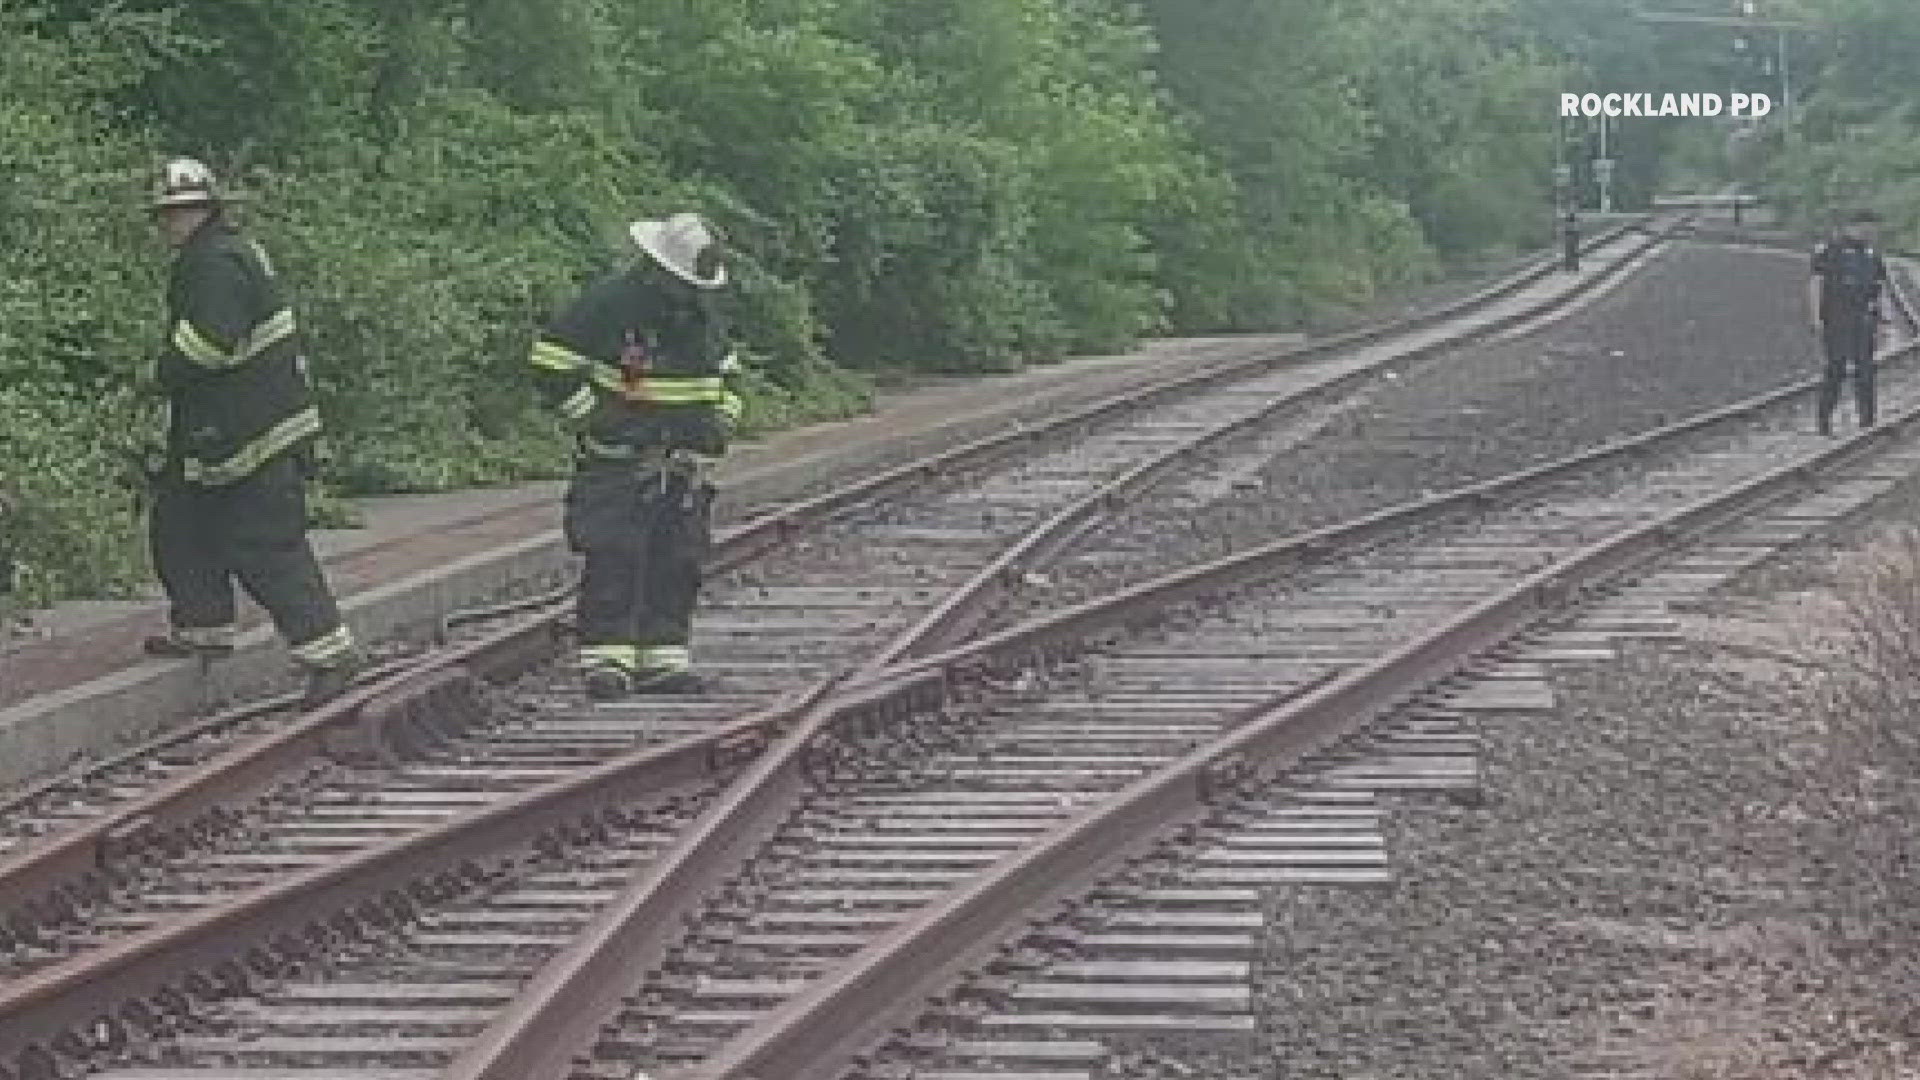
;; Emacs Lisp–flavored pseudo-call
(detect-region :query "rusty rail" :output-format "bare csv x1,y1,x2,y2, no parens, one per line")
0,220,1664,1073
0,218,1660,939
685,311,1920,1080
857,223,1676,674
429,225,1681,1080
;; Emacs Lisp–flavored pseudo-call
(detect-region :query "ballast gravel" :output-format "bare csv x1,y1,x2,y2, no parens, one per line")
1071,240,1917,1074
1254,642,1840,1078
1014,241,1821,618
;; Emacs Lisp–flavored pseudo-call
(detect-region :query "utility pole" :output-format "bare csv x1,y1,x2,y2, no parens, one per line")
1598,112,1612,214
1777,23,1792,128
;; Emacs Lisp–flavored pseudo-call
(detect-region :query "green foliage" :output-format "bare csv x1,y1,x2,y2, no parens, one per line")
4,0,1619,610
0,389,149,606
1751,0,1920,246
818,122,1059,371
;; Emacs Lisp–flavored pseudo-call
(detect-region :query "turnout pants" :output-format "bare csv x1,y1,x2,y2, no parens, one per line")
563,453,714,674
149,453,354,666
1818,315,1878,430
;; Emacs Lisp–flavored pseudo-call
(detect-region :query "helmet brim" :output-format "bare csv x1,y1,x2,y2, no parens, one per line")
149,191,249,210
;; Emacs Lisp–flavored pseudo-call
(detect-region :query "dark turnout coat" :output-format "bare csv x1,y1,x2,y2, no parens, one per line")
156,217,319,485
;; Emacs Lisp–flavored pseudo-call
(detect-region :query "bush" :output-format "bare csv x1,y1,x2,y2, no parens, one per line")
2,0,1588,615
0,390,148,606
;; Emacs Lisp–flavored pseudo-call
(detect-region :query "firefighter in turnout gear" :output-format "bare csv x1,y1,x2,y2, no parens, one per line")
529,213,744,699
1809,209,1890,435
142,157,361,708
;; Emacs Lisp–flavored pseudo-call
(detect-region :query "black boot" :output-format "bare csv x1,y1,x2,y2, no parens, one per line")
633,669,705,695
583,666,635,702
143,630,235,660
299,652,364,710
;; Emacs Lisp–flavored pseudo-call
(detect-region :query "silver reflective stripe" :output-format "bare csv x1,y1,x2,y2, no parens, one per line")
580,438,676,462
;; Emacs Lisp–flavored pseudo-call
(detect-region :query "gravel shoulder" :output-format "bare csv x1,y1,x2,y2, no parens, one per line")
1258,640,1839,1079
1251,433,1920,1078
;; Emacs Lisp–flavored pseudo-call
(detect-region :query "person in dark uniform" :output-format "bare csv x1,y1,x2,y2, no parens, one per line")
528,213,745,699
142,158,361,708
1561,209,1581,272
1809,209,1890,435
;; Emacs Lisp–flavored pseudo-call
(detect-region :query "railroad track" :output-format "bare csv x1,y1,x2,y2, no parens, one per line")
69,276,1920,1080
0,217,1652,868
667,279,1920,1080
13,229,1906,1080
0,221,1679,1077
67,336,1912,1076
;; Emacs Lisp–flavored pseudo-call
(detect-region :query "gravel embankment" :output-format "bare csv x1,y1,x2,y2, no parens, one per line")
1255,642,1845,1078
1248,497,1920,1075
1117,239,1913,1076
1011,242,1819,618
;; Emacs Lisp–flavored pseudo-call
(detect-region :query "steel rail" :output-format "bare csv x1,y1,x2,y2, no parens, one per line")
443,230,1920,1080
0,218,1644,847
427,227,1682,1080
0,222,1669,1073
0,220,1661,946
588,216,1652,580
686,306,1920,1080
854,226,1677,675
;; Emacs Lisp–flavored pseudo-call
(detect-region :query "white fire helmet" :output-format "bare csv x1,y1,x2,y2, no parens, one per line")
151,157,224,210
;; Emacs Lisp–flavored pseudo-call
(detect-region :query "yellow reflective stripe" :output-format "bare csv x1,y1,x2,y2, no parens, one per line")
172,320,228,367
172,308,294,370
586,362,625,394
531,339,586,372
182,405,322,485
642,381,727,403
579,643,639,672
600,371,730,403
291,625,355,666
175,625,236,648
558,384,597,420
583,363,731,404
637,644,690,672
237,308,295,363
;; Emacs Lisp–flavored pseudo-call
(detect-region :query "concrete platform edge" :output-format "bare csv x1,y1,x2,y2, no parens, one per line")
0,531,572,789
0,348,1231,790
